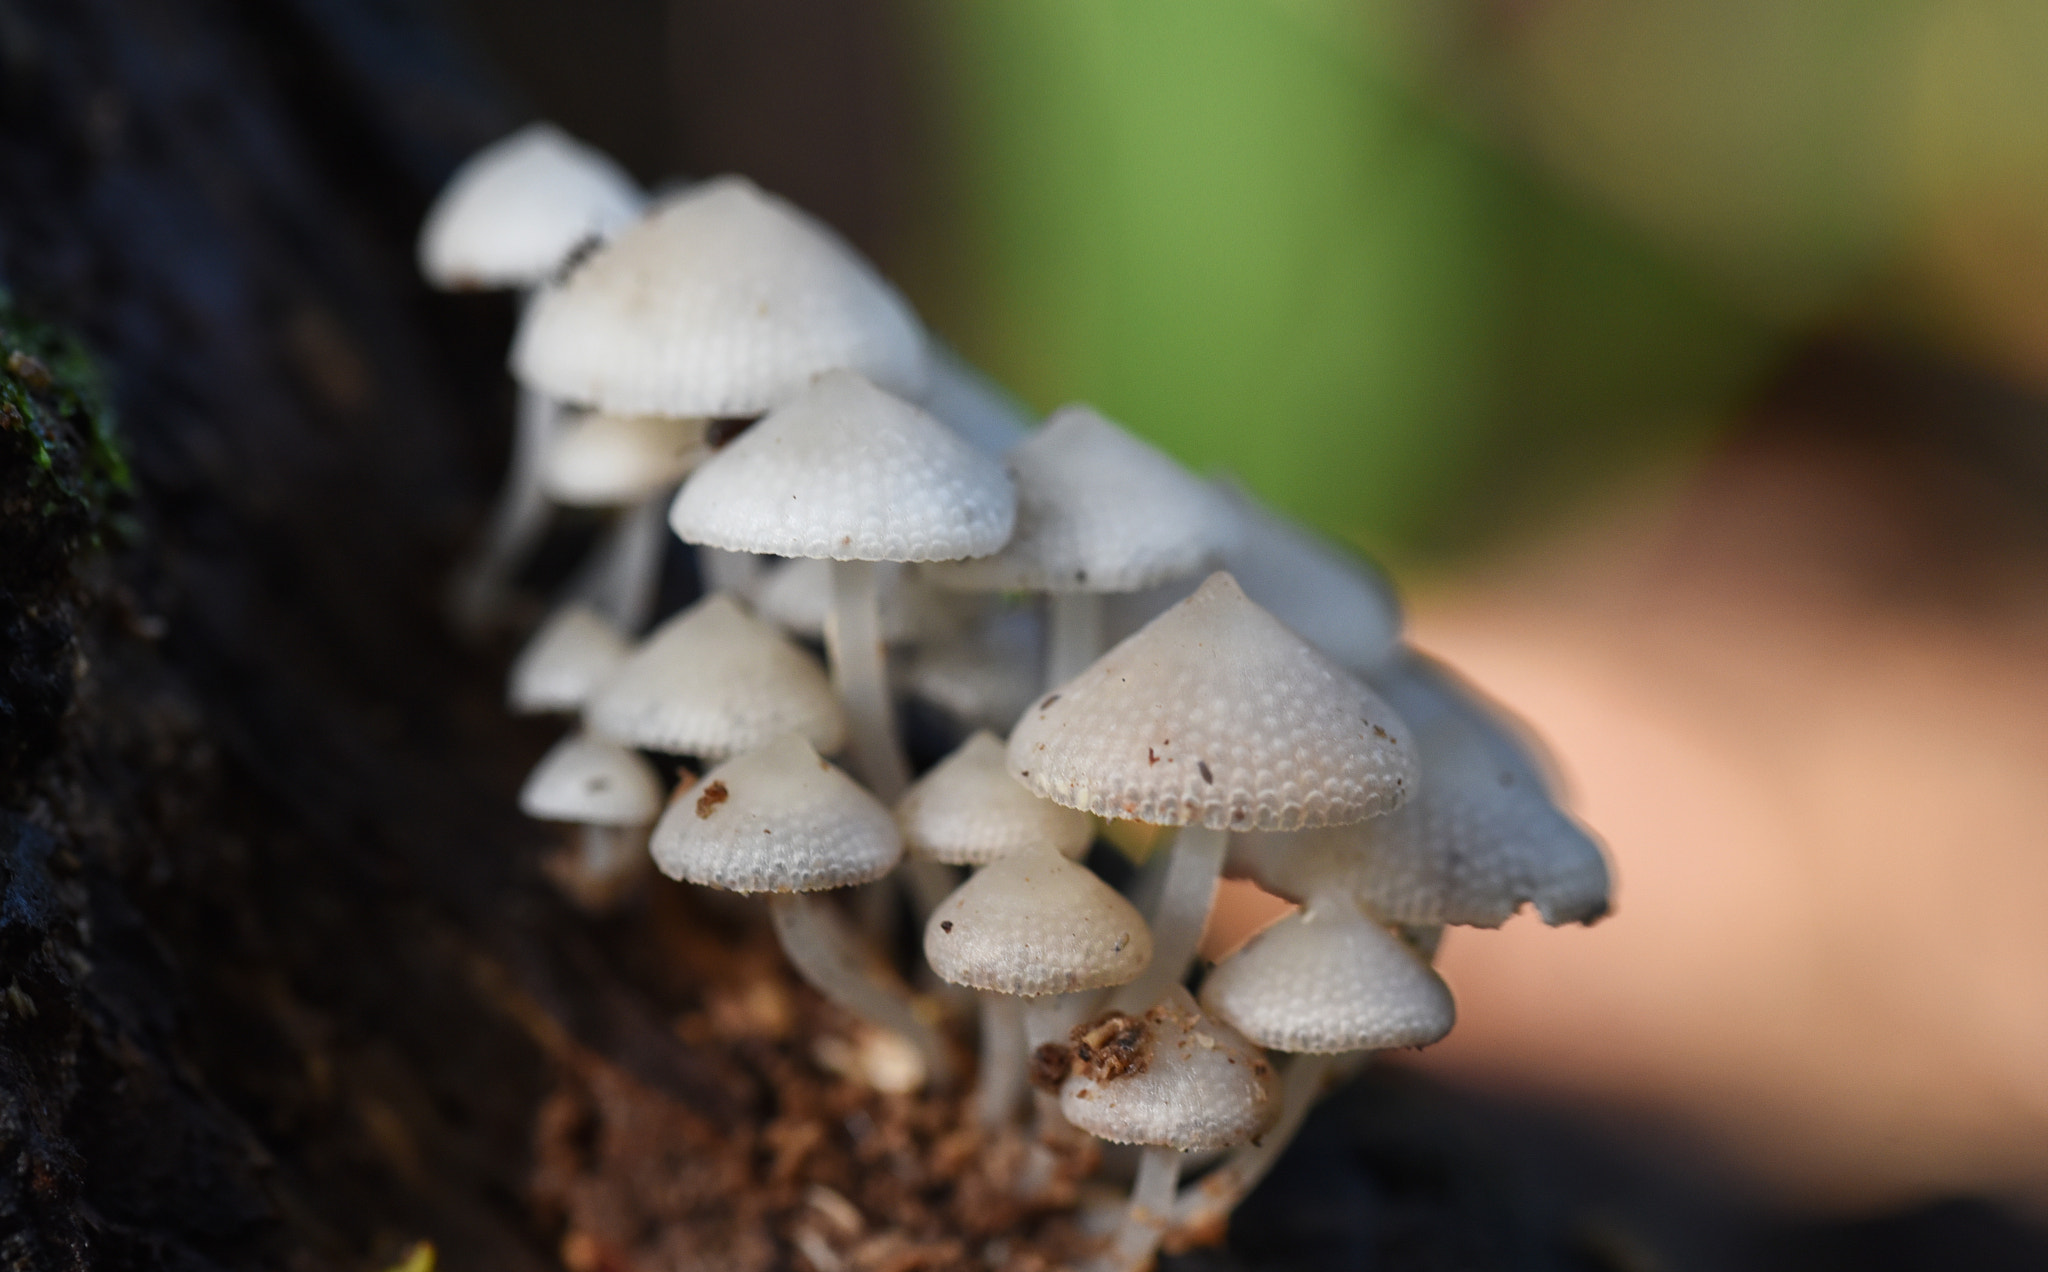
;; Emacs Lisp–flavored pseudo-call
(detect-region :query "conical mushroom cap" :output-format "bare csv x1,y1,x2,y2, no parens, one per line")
668,370,1015,562
542,411,708,506
585,594,846,758
1216,481,1402,674
1057,987,1278,1151
1231,655,1607,927
649,735,901,892
923,844,1148,995
511,177,927,416
518,733,662,827
932,406,1236,593
897,732,1095,865
508,603,629,715
1007,573,1416,830
1198,896,1454,1053
418,123,644,290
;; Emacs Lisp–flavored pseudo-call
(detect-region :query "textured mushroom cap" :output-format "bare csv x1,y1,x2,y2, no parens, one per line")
508,604,629,715
931,406,1237,593
418,123,644,290
903,604,1042,732
897,732,1095,865
518,733,662,827
1216,482,1402,674
585,594,846,758
1007,573,1416,830
1057,987,1278,1151
753,556,973,645
541,412,708,506
668,370,1015,562
923,844,1149,995
510,176,927,416
1198,896,1455,1053
650,735,901,892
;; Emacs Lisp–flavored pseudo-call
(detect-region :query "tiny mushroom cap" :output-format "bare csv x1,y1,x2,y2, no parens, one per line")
1214,481,1402,675
418,123,644,291
1197,896,1455,1053
896,731,1095,865
668,370,1015,563
510,176,928,417
923,845,1151,995
518,733,663,827
508,603,629,714
932,405,1237,593
584,593,847,759
1007,572,1416,831
541,411,708,507
648,734,901,892
1056,986,1279,1151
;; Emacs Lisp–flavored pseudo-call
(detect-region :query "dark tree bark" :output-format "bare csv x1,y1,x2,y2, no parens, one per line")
0,4,736,1269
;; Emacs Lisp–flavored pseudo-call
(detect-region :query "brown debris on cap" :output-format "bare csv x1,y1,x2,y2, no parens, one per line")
1054,987,1278,1151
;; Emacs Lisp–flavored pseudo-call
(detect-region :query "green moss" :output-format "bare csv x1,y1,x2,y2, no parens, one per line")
0,289,128,556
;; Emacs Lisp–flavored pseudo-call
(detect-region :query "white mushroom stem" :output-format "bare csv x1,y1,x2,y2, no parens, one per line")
768,891,951,1085
448,385,562,633
974,995,1027,1129
1023,992,1092,1050
576,492,670,632
825,559,910,801
1111,825,1228,1012
1092,1146,1183,1272
1046,591,1103,689
576,823,638,882
699,546,762,597
1167,1051,1336,1243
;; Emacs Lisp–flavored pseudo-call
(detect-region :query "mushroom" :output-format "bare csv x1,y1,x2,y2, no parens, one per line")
418,123,647,632
518,731,663,909
752,555,972,649
903,601,1044,734
649,734,948,1083
510,175,928,418
507,603,629,715
583,592,846,760
668,369,1015,800
1007,571,1416,1013
897,731,1095,867
930,405,1238,687
538,410,710,631
1052,987,1278,1272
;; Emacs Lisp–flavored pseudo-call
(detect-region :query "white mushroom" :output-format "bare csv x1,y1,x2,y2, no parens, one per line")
896,731,1095,866
518,731,663,909
932,405,1238,686
584,593,846,759
649,734,948,1083
418,123,644,292
511,176,928,417
1008,571,1416,1012
507,603,629,715
669,370,1015,799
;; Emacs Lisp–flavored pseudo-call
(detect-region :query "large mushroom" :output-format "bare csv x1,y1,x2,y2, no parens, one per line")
1008,571,1416,1013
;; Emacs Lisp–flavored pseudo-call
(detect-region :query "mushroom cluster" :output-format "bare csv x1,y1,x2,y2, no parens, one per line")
423,128,1612,1271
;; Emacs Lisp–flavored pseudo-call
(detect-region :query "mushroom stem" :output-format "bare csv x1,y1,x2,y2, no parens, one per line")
1111,824,1228,1012
448,385,562,633
576,492,670,632
1045,591,1103,689
1092,1146,1183,1272
974,995,1026,1129
825,559,910,801
1167,1051,1336,1244
768,891,951,1086
698,546,762,597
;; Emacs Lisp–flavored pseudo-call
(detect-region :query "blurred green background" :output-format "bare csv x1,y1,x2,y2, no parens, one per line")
449,0,2048,564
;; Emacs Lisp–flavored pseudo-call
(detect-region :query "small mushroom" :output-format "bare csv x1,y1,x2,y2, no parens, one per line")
930,405,1238,687
669,370,1015,799
518,731,663,909
649,735,948,1083
507,603,629,715
896,731,1095,866
585,593,846,760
